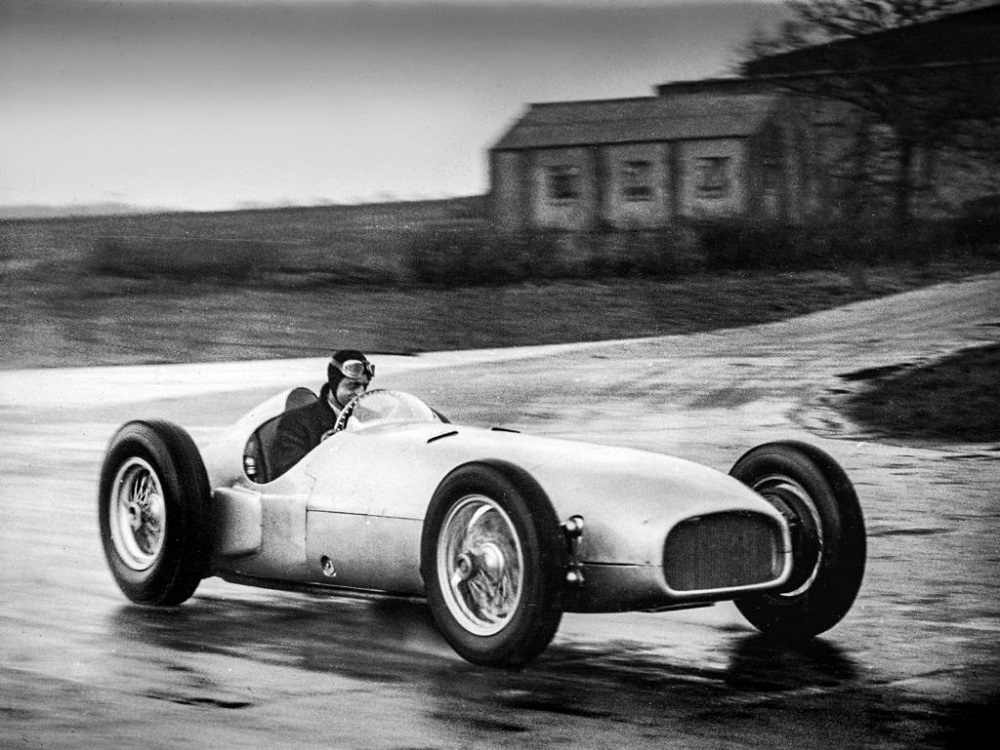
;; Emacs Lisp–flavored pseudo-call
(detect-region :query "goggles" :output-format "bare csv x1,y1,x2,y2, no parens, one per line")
333,358,374,381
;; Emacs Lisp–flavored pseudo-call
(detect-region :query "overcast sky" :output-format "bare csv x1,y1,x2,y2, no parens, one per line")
0,0,789,213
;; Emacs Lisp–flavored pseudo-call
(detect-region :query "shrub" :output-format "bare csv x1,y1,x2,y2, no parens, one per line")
403,226,568,287
951,195,1000,249
583,227,704,278
688,217,990,272
498,231,570,281
404,225,496,287
85,211,998,291
692,218,822,271
821,219,978,266
88,236,281,282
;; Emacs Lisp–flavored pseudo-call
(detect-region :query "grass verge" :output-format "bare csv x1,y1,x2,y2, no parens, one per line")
841,344,1000,443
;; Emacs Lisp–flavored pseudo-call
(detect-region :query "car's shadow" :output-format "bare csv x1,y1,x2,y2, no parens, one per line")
110,590,453,683
109,589,862,704
725,632,859,690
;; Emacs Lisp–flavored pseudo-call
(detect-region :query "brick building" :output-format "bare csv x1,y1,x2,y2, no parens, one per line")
489,3,1000,232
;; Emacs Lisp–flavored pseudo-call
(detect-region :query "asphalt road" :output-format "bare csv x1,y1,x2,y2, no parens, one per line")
1,273,998,749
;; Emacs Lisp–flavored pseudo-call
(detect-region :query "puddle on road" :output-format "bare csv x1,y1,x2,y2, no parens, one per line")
868,527,953,538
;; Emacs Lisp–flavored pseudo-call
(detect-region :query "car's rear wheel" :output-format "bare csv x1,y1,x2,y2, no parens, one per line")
421,462,566,668
98,420,211,606
729,441,866,640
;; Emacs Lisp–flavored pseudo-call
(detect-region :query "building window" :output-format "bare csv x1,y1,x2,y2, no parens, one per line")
697,156,731,197
622,160,654,201
546,165,580,201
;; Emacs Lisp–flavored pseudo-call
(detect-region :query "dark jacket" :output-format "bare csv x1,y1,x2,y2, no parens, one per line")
273,384,339,477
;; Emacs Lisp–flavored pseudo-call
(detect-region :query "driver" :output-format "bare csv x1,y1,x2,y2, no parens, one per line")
273,349,374,476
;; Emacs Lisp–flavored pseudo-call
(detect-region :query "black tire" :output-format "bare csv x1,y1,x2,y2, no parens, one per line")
420,461,567,668
98,420,212,606
729,441,866,640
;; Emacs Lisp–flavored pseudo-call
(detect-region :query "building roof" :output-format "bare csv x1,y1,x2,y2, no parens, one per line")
745,2,1000,77
492,92,779,151
655,77,769,97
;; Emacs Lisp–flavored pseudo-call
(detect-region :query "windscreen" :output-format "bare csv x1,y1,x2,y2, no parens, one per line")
341,389,442,431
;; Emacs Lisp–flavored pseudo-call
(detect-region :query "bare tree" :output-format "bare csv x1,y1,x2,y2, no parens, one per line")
739,0,999,228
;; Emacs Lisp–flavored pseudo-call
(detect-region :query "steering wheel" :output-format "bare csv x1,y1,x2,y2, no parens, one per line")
332,390,373,434
332,396,360,434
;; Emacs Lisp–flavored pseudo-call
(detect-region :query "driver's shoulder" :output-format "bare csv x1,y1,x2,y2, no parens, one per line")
275,390,328,432
286,386,319,411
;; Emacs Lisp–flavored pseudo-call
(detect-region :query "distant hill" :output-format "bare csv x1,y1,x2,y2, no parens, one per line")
0,196,487,222
0,202,180,220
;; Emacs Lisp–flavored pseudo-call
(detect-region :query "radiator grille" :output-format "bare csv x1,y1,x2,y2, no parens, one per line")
663,511,782,592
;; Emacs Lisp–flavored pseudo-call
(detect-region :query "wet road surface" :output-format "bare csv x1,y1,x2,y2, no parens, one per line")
1,273,998,748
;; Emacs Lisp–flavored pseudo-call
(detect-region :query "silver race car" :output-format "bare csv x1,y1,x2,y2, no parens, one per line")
99,387,866,667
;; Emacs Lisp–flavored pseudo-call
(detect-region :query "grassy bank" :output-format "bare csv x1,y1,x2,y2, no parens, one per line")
4,259,998,368
840,344,1000,443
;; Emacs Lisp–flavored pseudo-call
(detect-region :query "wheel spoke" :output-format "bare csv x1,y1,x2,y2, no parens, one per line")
466,504,492,533
134,473,150,506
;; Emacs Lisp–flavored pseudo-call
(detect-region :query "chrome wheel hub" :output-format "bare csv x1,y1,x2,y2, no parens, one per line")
438,495,523,636
755,474,823,596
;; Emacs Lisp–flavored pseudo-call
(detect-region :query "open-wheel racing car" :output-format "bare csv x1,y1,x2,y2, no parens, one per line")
99,387,866,668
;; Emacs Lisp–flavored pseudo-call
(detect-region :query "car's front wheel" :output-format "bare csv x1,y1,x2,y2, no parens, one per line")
98,420,211,606
729,441,866,640
421,462,567,668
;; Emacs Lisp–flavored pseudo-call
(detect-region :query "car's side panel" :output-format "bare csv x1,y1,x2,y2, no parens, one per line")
563,564,681,613
305,511,424,594
303,424,460,517
212,487,312,581
211,486,263,558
